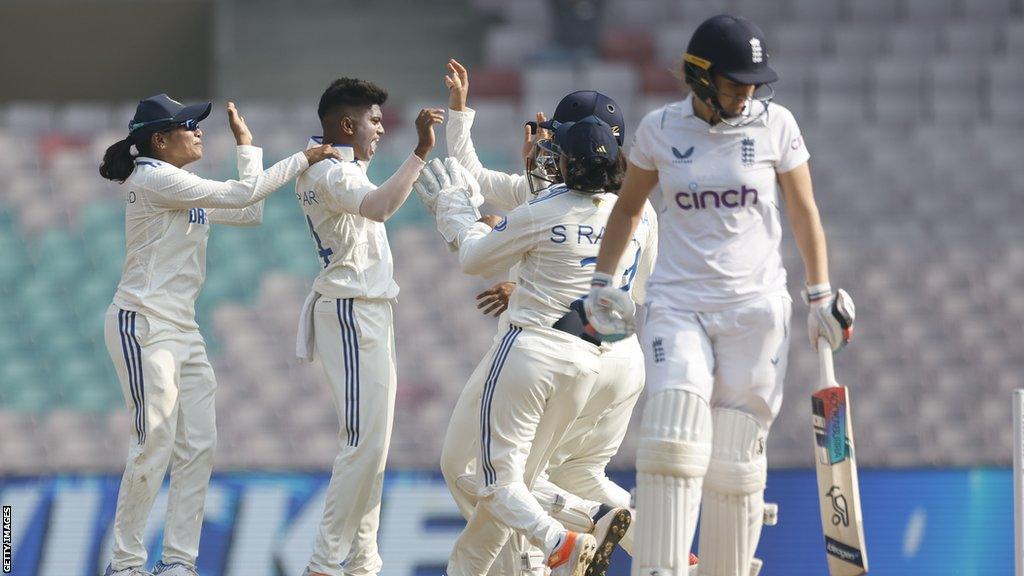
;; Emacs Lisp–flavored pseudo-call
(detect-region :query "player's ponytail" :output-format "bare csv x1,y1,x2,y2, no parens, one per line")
100,137,139,183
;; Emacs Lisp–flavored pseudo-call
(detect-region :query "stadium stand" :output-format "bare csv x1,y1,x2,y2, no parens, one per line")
1,0,1022,472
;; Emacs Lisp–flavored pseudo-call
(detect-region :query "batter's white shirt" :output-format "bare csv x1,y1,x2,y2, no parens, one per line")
295,137,422,300
629,94,809,312
113,146,309,332
455,185,658,329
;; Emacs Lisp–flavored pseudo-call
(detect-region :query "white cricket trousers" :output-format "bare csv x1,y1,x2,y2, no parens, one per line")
307,297,396,576
103,305,217,570
440,334,642,575
447,325,601,576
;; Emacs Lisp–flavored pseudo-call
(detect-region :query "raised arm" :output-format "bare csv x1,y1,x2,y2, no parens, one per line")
445,59,533,210
149,103,338,210
357,108,442,222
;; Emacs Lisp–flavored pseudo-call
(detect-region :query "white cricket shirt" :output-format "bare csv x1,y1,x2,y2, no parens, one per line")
295,137,422,300
113,146,309,331
455,185,658,329
629,94,809,312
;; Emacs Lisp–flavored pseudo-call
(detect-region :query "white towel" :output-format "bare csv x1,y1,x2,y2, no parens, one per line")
296,290,320,362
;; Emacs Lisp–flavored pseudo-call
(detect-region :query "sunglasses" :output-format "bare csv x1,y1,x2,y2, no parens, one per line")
129,117,201,134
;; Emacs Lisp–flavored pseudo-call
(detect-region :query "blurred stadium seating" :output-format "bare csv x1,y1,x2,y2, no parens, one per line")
1,0,1022,474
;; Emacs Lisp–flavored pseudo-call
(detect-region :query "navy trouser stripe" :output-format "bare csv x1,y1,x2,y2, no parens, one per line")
480,326,521,486
117,309,146,444
337,299,360,447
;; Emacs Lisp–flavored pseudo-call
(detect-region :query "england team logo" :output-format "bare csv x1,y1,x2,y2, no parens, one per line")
750,38,763,63
741,138,756,167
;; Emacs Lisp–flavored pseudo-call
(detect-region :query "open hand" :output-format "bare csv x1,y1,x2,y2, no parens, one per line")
303,144,342,165
414,108,446,160
445,59,469,111
476,281,515,317
227,102,253,146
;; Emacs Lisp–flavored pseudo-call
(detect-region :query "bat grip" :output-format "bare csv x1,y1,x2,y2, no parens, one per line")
817,337,837,388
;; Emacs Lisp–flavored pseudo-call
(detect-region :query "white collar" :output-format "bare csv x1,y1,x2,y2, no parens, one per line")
307,136,357,163
134,156,172,168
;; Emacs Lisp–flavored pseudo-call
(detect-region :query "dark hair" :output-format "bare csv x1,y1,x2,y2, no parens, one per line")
564,153,626,193
318,78,388,120
99,135,154,183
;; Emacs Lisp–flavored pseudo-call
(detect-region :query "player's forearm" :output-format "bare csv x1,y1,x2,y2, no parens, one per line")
457,223,505,276
595,205,640,276
447,107,528,211
154,149,308,209
358,153,426,222
207,201,264,227
789,203,830,285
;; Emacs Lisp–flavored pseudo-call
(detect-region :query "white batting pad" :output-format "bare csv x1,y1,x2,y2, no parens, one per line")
633,390,712,576
698,408,769,576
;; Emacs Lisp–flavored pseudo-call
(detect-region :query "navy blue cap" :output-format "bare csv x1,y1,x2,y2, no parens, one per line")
128,93,211,140
545,115,619,163
539,91,625,145
685,14,777,85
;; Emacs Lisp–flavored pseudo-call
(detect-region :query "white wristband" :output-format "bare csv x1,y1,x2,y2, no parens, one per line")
591,271,614,288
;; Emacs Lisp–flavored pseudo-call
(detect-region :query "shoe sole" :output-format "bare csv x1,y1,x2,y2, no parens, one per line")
585,508,632,576
572,536,599,576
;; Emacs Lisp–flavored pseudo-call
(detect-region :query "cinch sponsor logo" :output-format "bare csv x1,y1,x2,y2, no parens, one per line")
675,186,758,210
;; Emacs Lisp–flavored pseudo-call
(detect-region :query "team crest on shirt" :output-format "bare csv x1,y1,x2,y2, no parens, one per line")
741,138,756,167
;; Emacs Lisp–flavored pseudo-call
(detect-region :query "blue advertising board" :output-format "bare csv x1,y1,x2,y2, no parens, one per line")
0,469,1013,575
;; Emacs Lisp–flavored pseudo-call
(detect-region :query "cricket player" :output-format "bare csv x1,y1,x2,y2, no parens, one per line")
293,78,444,576
433,59,655,576
98,94,338,576
586,15,856,576
420,115,654,576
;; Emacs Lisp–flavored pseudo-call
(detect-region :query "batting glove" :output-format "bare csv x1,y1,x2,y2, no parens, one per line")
803,283,855,352
583,272,636,341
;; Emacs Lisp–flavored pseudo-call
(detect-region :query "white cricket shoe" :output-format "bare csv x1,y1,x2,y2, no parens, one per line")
152,561,199,576
585,506,632,576
103,565,154,576
547,531,597,576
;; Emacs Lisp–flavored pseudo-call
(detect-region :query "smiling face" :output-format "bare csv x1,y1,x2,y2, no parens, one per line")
346,104,385,161
150,124,203,167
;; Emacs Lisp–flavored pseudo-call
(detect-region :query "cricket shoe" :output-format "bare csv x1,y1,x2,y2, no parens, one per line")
548,531,597,576
301,570,330,576
152,561,199,576
585,505,632,576
103,565,155,576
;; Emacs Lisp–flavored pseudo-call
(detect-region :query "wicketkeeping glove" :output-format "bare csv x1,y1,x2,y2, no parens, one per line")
803,283,855,351
583,272,636,341
430,158,485,247
414,157,482,215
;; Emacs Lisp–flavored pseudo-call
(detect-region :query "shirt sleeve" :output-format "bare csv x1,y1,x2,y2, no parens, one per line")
206,201,264,226
627,111,658,171
316,161,375,215
146,146,309,209
457,204,540,277
447,107,533,211
773,106,810,174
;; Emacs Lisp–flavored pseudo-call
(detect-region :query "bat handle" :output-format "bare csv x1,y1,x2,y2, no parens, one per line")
817,337,837,388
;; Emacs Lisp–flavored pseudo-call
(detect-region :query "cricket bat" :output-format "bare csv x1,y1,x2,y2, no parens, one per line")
812,337,868,575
